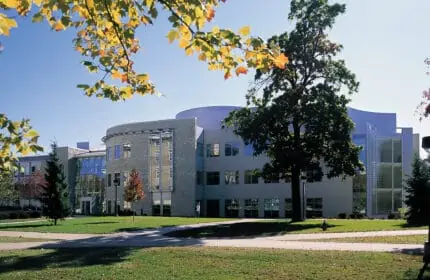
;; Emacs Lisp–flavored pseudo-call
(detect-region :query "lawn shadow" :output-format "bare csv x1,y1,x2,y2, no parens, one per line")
0,247,134,275
115,225,179,233
82,221,119,225
0,223,51,231
164,221,335,239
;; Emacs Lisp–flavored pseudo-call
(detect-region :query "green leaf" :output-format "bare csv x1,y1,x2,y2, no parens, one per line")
32,13,43,23
77,84,90,89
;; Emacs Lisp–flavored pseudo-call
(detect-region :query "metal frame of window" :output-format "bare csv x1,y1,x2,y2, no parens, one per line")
206,172,220,185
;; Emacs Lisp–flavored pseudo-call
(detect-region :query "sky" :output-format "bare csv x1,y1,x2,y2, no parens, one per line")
1,0,430,154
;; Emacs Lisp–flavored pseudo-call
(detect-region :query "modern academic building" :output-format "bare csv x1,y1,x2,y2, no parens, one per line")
15,106,419,218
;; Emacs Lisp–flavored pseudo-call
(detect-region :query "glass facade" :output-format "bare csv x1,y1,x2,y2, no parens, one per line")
224,171,239,185
75,155,106,214
306,198,323,218
206,143,220,157
244,199,259,218
244,169,259,184
225,142,240,156
264,198,280,218
149,130,174,216
225,199,240,217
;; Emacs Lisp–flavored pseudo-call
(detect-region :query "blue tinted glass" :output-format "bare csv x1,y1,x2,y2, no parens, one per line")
114,145,121,159
244,144,254,156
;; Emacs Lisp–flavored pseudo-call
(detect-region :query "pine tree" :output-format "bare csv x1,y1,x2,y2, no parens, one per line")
124,169,144,222
41,142,70,225
404,156,430,226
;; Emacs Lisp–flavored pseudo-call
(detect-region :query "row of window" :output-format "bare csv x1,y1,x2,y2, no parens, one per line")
201,198,323,218
197,170,283,186
106,144,132,161
201,142,255,158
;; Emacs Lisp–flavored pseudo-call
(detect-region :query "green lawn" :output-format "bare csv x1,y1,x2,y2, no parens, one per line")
0,247,426,280
165,219,425,238
304,235,428,244
0,236,53,243
0,216,234,234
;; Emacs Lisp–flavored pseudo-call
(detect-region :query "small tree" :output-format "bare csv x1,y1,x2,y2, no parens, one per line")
41,143,70,225
21,170,46,208
0,173,19,208
404,156,430,226
124,169,144,222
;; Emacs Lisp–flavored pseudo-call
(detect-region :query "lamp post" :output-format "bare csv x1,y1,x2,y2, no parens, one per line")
113,178,119,217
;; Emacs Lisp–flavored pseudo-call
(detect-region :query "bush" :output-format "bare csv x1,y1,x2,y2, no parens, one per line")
119,209,134,216
337,213,347,219
387,212,401,219
19,211,30,219
29,211,41,218
0,213,9,220
349,213,364,219
8,212,19,219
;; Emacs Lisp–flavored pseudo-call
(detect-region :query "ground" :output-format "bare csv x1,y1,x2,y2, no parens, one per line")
165,219,425,238
304,235,427,244
0,216,235,234
0,247,427,280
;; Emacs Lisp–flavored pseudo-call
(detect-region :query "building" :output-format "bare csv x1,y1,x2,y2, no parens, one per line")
14,106,419,218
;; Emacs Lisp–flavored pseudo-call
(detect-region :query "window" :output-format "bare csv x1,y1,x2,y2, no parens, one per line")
206,143,220,157
225,199,240,218
225,142,239,156
306,198,323,218
196,171,204,185
114,173,121,186
264,176,280,184
107,200,112,214
206,172,220,185
197,143,204,157
244,144,254,156
123,144,131,159
31,166,36,174
285,198,293,218
114,145,121,159
244,199,259,218
107,174,112,187
264,198,280,218
106,147,112,161
244,169,259,184
225,171,239,185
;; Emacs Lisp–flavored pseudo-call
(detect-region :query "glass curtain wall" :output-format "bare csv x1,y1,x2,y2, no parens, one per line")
75,156,106,215
149,130,174,216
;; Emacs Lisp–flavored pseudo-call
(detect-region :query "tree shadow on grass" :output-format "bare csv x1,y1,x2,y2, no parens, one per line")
115,225,180,233
0,247,134,275
82,221,119,225
164,221,335,239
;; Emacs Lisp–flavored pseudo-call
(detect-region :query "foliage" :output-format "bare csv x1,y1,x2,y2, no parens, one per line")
224,0,362,221
19,170,46,203
0,115,43,174
124,169,144,204
40,142,70,225
404,156,430,226
0,0,289,173
417,58,430,119
0,172,19,206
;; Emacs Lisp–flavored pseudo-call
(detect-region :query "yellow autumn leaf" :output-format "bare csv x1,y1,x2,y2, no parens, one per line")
0,14,17,36
179,38,188,49
198,53,206,61
235,66,248,76
86,0,95,10
212,26,220,34
239,26,250,36
137,74,149,83
273,53,289,69
24,129,39,138
3,0,19,8
167,30,178,44
111,70,123,80
53,21,65,31
195,7,204,18
33,0,43,6
121,87,133,99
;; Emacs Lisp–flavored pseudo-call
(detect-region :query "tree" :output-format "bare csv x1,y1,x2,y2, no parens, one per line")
0,0,288,173
224,0,362,222
40,142,70,225
0,173,19,207
20,170,46,208
124,169,144,222
404,156,430,226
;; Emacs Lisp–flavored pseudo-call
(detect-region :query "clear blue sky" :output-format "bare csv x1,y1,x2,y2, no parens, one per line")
1,0,430,154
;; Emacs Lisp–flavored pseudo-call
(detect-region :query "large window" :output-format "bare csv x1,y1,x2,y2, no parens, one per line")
244,199,259,218
264,198,280,218
225,142,239,156
225,199,240,218
225,171,239,185
106,147,112,161
244,169,259,184
107,174,112,187
197,143,204,157
285,198,292,218
244,144,254,156
123,144,131,159
114,145,121,160
206,172,220,185
306,198,323,218
206,144,220,157
114,173,121,186
393,140,402,163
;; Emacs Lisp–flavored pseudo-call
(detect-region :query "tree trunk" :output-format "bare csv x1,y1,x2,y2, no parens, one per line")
54,218,57,226
291,167,303,222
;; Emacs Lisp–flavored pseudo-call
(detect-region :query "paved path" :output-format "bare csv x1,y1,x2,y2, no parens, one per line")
0,219,425,253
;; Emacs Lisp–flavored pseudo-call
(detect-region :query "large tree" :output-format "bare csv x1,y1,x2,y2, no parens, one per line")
404,156,430,226
40,142,70,225
124,168,144,221
225,0,362,221
0,0,288,173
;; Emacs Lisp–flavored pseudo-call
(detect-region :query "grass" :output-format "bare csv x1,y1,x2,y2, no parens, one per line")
0,216,235,234
0,247,427,280
0,236,53,243
165,219,426,238
304,235,428,244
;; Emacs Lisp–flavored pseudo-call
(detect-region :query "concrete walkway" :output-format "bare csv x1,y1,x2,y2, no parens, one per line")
0,219,426,253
